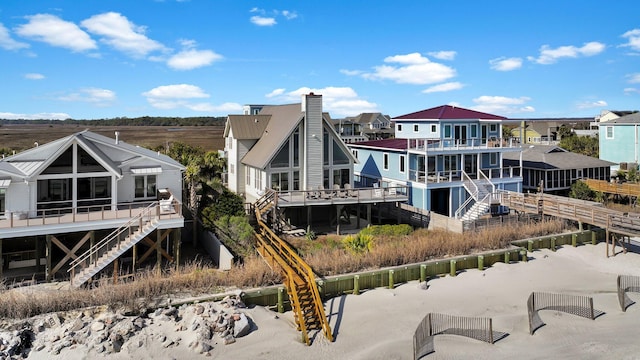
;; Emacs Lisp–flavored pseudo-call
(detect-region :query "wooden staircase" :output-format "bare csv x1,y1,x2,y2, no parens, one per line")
68,202,160,288
253,190,333,345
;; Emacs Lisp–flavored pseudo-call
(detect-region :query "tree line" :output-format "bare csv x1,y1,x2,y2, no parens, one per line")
0,116,226,126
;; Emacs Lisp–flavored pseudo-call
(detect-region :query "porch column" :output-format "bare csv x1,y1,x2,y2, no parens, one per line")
174,228,181,271
132,244,137,272
156,230,162,274
72,143,78,211
366,204,371,226
46,235,52,282
307,207,312,229
111,176,118,211
0,238,3,278
356,205,361,228
336,205,342,235
35,236,41,271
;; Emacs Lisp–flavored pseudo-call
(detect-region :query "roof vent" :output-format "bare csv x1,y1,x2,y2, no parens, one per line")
115,131,120,144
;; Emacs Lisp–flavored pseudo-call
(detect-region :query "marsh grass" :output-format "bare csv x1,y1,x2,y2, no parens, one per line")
0,219,570,320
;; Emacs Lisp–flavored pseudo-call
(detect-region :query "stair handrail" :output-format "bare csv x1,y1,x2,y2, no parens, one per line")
456,192,495,220
478,168,496,194
461,170,479,200
68,202,158,278
253,192,333,344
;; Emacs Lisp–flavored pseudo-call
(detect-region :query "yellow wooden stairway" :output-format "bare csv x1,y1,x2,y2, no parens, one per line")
253,190,333,345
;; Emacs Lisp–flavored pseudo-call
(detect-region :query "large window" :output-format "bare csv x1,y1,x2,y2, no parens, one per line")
444,125,452,138
271,139,290,168
78,176,111,206
333,168,351,187
135,175,156,198
332,140,350,165
271,172,289,191
399,155,406,173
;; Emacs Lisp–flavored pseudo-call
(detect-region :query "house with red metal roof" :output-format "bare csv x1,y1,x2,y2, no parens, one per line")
348,105,523,220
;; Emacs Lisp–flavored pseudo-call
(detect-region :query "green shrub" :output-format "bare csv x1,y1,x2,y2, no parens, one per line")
359,224,413,237
342,233,375,254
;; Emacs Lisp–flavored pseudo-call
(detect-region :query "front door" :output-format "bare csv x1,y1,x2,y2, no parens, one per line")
455,125,467,145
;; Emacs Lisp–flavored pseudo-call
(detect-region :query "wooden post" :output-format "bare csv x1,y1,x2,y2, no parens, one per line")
388,270,394,289
356,205,361,229
277,287,285,313
336,205,341,235
353,275,360,295
132,244,137,273
113,257,119,285
420,264,427,283
35,236,41,271
0,238,3,279
478,255,484,270
46,235,52,282
90,231,95,263
307,206,312,230
156,230,162,275
174,228,181,270
366,204,371,226
450,259,457,277
606,229,610,257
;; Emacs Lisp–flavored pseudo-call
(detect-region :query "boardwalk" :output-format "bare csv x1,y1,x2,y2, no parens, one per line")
500,191,639,256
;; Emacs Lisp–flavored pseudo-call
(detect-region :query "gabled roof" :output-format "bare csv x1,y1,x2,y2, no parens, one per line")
241,104,303,169
503,144,615,170
0,130,185,179
345,113,391,124
599,112,640,125
394,105,507,121
224,114,271,139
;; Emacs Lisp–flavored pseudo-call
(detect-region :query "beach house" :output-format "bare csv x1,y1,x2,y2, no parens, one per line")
0,130,185,285
349,105,523,220
598,111,640,171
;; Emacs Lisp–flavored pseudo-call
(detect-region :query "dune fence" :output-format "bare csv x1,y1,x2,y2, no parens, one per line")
617,274,640,312
527,292,604,334
412,312,507,359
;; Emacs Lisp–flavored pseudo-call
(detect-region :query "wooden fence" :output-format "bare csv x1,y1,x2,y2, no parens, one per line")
527,292,603,335
617,274,640,312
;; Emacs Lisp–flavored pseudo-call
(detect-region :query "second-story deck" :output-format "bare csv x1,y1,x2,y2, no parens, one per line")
406,137,521,153
408,166,522,185
0,199,183,239
273,185,409,207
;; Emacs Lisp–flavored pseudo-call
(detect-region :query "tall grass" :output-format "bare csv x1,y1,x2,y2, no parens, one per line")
0,219,569,320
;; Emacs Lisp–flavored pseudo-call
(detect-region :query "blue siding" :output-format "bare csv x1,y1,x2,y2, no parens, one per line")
599,124,638,166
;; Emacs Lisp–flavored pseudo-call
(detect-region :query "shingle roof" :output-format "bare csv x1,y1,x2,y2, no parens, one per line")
224,115,271,139
240,104,303,169
503,144,615,170
599,112,640,125
394,105,506,121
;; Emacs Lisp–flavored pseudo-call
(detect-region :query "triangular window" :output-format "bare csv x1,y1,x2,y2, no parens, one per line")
42,147,73,174
78,147,107,173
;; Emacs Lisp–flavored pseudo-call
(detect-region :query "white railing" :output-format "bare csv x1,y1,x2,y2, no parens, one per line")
68,202,158,285
407,137,518,151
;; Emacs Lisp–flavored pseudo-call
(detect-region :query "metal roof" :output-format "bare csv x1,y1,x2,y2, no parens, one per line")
393,105,506,121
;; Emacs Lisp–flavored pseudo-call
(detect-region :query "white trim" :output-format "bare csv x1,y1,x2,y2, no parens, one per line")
131,166,163,174
383,153,389,171
399,154,406,174
605,126,614,139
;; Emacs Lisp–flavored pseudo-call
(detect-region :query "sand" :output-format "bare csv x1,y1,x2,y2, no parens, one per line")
18,242,640,359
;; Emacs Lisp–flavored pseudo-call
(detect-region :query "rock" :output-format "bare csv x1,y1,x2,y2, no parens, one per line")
68,318,85,332
233,313,251,338
91,321,106,332
223,335,236,345
194,305,205,315
46,314,62,328
194,341,212,354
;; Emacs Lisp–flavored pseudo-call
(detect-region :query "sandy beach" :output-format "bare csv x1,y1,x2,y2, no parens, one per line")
11,242,640,360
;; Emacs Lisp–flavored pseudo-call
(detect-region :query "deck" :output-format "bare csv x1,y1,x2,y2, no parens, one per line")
274,185,409,207
0,201,184,239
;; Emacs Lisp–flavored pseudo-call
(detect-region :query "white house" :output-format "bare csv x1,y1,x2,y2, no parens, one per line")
0,130,185,285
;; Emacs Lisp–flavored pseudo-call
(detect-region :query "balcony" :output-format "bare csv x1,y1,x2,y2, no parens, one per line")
273,184,409,207
0,199,183,239
407,137,520,152
408,166,522,184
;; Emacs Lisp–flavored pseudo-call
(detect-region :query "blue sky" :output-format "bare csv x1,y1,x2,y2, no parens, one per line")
1,1,639,120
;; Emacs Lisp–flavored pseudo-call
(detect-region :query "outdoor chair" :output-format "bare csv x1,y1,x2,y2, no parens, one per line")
319,185,333,199
334,184,347,198
306,186,318,199
159,195,175,213
344,183,357,197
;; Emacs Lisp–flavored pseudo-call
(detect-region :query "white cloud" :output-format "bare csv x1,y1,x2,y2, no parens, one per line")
250,16,277,26
427,51,456,60
142,84,239,113
624,87,640,94
626,73,640,83
576,100,608,109
24,73,45,80
361,52,456,85
0,112,70,120
422,82,464,93
340,69,363,76
167,48,223,70
0,23,29,50
281,10,298,20
265,86,378,116
621,29,640,52
57,88,116,106
15,14,96,52
81,12,166,58
489,57,523,71
471,95,534,115
265,88,285,98
528,41,605,64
